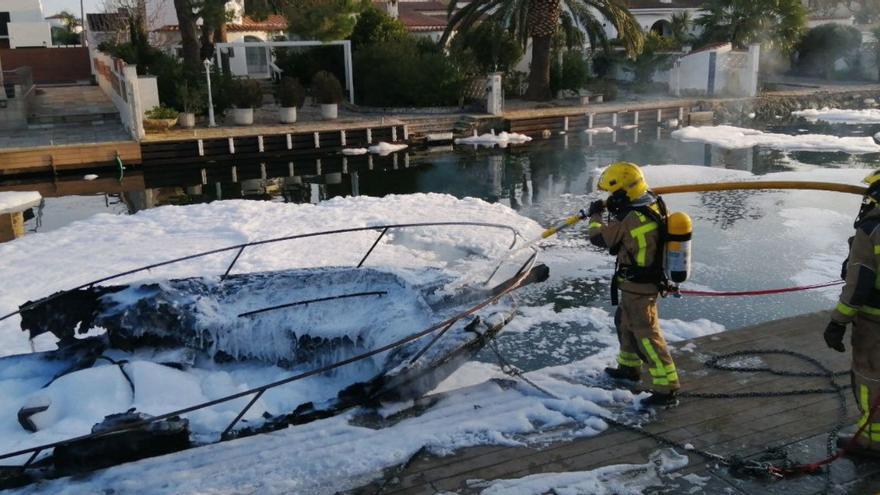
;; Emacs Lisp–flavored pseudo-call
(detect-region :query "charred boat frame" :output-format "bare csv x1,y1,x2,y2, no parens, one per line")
0,221,541,478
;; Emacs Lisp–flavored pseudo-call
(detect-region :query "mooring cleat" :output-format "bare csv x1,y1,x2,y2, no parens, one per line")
604,366,640,382
638,391,679,410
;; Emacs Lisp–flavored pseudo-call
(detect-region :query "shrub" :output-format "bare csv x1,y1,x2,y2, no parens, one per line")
208,69,235,117
176,81,206,114
503,70,528,99
354,40,465,107
560,51,590,92
585,80,618,101
351,6,408,48
450,21,523,75
230,79,264,109
145,105,179,119
274,45,346,86
795,24,863,78
311,71,344,104
277,77,306,108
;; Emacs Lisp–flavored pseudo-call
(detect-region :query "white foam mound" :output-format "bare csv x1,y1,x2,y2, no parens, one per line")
672,125,880,154
0,191,41,213
341,148,368,155
476,448,689,495
0,194,544,356
585,127,614,134
793,108,880,124
368,142,408,155
455,131,532,146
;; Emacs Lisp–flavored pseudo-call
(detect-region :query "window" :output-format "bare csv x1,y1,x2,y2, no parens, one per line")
0,12,10,37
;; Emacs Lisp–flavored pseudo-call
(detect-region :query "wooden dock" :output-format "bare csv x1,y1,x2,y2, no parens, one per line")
139,120,408,166
357,312,880,495
504,102,693,136
0,141,141,177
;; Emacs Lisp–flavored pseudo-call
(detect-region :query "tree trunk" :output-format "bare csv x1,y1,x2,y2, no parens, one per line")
216,21,228,43
200,24,215,61
173,0,202,76
525,36,553,101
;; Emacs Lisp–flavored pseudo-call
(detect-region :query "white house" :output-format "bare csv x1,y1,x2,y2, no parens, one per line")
623,0,704,38
146,0,287,77
45,13,83,33
375,1,449,42
0,0,52,49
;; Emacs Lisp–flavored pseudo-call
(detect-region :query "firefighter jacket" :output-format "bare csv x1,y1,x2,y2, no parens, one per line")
587,200,663,296
834,207,880,324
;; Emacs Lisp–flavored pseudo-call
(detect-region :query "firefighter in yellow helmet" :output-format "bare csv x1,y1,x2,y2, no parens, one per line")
584,162,680,408
825,169,880,455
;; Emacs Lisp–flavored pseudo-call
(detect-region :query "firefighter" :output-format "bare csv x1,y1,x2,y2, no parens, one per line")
584,162,680,408
825,169,880,455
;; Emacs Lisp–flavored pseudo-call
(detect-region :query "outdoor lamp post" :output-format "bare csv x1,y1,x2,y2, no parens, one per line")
204,59,217,127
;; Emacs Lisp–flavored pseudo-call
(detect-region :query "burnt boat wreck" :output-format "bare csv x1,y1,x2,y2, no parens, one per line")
0,222,547,488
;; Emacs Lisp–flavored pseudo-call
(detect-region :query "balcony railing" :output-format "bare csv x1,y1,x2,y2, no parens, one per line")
2,66,34,99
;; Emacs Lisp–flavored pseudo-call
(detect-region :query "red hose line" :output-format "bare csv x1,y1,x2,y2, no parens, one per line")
678,281,844,297
770,392,880,476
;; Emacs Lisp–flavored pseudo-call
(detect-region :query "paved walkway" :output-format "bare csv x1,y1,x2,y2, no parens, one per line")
0,122,132,150
0,86,131,150
356,312,878,495
30,85,118,120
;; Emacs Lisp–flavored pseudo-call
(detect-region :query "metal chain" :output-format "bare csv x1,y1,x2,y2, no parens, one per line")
486,343,851,492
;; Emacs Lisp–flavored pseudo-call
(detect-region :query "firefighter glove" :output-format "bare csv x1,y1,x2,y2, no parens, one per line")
824,321,847,353
587,200,605,217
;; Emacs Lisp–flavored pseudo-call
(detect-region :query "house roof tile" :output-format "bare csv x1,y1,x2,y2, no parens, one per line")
154,15,287,33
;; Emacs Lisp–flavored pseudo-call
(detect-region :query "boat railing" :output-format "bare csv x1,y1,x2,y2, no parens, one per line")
0,221,539,470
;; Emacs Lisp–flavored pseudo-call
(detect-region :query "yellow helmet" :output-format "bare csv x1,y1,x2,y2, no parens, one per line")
598,162,649,202
864,169,880,204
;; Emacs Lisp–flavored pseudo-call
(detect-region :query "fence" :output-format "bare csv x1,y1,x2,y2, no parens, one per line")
0,67,35,130
91,49,159,140
0,47,91,84
669,43,760,98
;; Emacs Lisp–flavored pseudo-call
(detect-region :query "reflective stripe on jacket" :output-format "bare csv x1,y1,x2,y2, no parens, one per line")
588,207,661,295
834,209,880,324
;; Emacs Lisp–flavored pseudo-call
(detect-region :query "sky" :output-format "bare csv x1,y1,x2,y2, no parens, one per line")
42,0,104,18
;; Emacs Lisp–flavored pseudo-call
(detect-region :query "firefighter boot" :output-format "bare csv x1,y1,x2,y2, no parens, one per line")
604,365,640,382
639,391,679,410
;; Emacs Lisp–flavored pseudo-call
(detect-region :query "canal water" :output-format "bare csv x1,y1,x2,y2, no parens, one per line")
4,121,880,370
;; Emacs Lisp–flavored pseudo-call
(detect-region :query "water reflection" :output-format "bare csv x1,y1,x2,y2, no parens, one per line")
5,124,880,233
2,122,878,368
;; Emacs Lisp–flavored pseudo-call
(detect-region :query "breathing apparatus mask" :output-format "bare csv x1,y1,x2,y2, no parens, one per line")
606,190,630,219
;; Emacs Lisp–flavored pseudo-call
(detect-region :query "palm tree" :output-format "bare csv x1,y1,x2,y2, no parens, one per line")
442,0,643,101
695,0,806,55
669,11,692,46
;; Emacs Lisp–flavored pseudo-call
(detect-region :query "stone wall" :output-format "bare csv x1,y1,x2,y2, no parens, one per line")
696,89,880,125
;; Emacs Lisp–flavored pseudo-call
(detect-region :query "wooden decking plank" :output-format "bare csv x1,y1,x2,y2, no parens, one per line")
360,311,876,495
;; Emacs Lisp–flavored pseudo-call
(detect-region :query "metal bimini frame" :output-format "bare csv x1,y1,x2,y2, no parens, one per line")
0,221,539,471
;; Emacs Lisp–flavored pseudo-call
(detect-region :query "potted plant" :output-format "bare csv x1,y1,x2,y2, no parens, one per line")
177,82,205,129
143,105,179,132
276,77,306,124
230,79,264,126
311,71,343,120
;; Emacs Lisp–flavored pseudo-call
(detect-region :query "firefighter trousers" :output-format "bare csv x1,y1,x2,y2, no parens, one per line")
614,291,680,393
852,315,880,450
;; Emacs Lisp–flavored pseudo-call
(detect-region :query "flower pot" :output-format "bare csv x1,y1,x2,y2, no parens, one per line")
178,112,196,129
233,108,254,126
320,103,338,120
279,107,297,124
142,118,177,132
